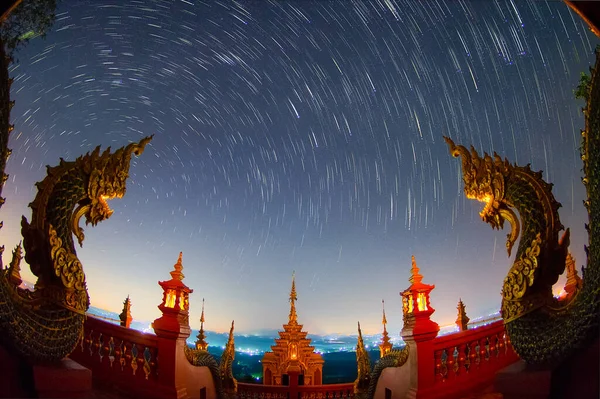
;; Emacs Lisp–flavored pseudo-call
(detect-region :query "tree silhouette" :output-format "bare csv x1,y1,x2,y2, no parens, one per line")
1,0,58,58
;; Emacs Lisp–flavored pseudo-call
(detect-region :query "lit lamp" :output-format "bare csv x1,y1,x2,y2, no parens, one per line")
153,252,193,338
290,342,298,360
287,341,301,378
400,255,439,341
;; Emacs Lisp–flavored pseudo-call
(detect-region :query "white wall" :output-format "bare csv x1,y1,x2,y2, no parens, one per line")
373,342,418,399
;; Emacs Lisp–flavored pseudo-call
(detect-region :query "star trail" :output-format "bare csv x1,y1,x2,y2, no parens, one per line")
0,0,598,335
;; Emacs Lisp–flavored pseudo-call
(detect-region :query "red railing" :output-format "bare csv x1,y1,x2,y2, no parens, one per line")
237,383,290,399
237,383,356,399
298,383,355,398
69,315,161,397
426,320,519,398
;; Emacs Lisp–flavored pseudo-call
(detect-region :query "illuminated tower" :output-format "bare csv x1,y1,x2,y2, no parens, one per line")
261,272,324,385
400,256,439,398
400,255,439,340
195,298,208,351
153,252,193,337
379,300,393,357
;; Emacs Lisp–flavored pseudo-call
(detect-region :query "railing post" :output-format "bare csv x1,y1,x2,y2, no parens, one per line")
288,362,301,399
152,252,194,399
400,256,440,392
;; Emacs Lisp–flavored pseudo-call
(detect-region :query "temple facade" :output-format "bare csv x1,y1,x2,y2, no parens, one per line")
261,273,324,385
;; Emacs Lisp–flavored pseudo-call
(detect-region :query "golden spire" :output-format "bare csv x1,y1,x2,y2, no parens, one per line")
170,252,185,281
409,255,423,285
7,241,22,286
456,298,470,331
195,298,208,351
379,299,392,357
119,295,133,328
563,252,583,300
289,271,298,325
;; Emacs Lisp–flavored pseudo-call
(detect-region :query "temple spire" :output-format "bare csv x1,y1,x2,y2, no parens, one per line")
409,255,423,285
170,252,185,281
119,295,133,328
6,241,22,286
289,271,298,325
379,299,392,357
562,252,583,301
195,298,208,351
456,298,470,331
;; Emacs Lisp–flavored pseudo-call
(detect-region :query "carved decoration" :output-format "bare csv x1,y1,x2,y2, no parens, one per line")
444,59,600,367
0,133,152,362
354,322,371,393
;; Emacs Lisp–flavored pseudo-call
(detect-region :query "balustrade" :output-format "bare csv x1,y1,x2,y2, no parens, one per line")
70,315,161,396
237,383,289,399
236,383,355,399
298,383,355,399
427,320,519,398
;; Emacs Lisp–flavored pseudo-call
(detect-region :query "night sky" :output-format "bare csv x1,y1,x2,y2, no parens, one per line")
0,0,598,335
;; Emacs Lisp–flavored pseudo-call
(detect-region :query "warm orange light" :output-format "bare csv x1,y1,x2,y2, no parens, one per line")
165,289,176,308
290,343,298,360
417,293,427,311
407,294,414,313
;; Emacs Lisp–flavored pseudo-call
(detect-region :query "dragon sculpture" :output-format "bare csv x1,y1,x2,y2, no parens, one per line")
0,34,153,362
184,301,225,399
444,49,600,365
184,346,224,399
354,322,372,395
219,320,238,394
366,347,410,399
0,133,152,363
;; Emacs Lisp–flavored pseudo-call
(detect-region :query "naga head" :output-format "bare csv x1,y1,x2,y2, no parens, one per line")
72,135,153,246
444,136,520,256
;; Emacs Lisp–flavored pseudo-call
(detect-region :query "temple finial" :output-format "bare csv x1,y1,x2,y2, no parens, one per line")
195,298,208,350
456,298,470,331
409,255,423,285
119,295,133,328
379,299,392,357
562,252,583,301
7,241,22,286
201,298,205,323
289,271,298,324
170,251,185,281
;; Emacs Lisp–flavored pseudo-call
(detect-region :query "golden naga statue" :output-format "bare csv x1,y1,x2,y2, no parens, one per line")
0,25,152,365
444,49,600,365
0,135,152,363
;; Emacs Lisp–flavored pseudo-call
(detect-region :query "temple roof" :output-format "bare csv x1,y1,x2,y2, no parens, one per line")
401,255,435,293
261,272,323,367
